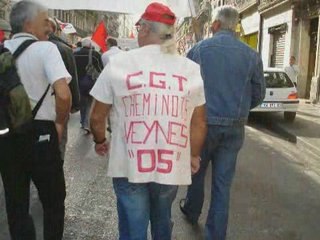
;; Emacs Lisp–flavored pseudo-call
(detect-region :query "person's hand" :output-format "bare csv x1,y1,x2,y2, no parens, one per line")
95,141,109,156
191,156,201,175
55,122,64,143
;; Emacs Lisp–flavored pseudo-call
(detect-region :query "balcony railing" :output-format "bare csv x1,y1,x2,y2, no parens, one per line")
258,0,285,11
224,0,258,12
296,0,320,18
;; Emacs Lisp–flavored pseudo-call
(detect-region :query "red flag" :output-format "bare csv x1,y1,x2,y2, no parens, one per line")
91,21,108,52
129,31,135,39
0,30,5,43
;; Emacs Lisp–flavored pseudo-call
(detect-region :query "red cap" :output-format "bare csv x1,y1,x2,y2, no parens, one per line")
136,2,176,26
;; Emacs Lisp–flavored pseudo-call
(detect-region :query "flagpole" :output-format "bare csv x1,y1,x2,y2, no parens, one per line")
123,14,126,38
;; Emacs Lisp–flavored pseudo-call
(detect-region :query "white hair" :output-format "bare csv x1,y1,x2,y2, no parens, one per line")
81,38,92,48
211,5,239,31
140,19,176,54
10,0,47,34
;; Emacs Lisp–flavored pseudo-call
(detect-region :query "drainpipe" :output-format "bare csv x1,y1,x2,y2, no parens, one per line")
258,14,263,55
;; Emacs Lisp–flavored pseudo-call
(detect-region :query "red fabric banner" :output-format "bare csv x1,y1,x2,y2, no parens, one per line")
0,30,5,43
129,31,135,39
91,21,108,52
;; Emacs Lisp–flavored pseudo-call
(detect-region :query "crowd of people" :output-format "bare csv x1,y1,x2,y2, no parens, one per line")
0,1,266,240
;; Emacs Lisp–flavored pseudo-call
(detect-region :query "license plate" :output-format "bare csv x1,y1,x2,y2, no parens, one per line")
260,103,282,108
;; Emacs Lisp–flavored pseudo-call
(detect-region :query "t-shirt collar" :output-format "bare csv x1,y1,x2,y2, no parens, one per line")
214,30,235,37
140,44,161,53
12,32,39,40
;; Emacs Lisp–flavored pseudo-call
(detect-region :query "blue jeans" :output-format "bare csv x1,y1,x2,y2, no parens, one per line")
183,125,245,240
113,178,178,240
80,94,92,129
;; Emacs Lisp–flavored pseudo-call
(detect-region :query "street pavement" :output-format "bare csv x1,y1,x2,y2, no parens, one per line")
1,102,320,240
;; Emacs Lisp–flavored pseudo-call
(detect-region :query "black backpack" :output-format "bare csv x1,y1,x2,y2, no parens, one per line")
79,48,99,96
0,40,50,136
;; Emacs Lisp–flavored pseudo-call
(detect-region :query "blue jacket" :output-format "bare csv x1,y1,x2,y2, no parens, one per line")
187,30,265,126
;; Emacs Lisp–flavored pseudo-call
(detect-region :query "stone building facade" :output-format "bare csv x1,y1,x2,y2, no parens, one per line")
0,1,120,45
50,10,120,43
256,0,320,102
176,0,320,102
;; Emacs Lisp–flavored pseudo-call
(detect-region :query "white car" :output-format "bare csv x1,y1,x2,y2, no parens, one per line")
251,68,299,122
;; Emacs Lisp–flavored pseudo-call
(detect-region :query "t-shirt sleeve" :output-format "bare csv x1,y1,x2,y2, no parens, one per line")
90,64,113,104
43,43,71,85
101,54,106,67
101,53,109,67
189,64,206,107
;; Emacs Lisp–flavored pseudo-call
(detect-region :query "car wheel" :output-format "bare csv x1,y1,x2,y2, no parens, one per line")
284,112,296,122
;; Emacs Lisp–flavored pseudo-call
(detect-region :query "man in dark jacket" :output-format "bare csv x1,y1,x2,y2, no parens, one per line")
74,38,103,133
48,18,80,158
48,18,80,113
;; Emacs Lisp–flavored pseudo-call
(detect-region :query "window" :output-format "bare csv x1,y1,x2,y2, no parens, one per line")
264,72,294,88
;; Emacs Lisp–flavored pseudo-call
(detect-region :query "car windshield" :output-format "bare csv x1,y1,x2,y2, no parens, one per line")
264,72,294,88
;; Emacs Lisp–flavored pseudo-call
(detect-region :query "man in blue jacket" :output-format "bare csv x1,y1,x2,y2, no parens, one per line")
180,5,265,240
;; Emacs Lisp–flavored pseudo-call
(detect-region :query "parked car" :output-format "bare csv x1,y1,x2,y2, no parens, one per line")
251,68,299,122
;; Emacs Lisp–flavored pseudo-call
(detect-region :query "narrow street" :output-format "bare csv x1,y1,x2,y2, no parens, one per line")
1,105,320,240
1,0,320,239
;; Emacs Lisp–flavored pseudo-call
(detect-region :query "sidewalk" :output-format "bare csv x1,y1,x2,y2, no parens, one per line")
273,99,320,168
297,99,320,118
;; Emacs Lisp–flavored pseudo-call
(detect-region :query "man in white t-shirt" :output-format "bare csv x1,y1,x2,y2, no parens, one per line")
101,37,122,67
90,3,207,239
285,56,299,86
0,1,71,239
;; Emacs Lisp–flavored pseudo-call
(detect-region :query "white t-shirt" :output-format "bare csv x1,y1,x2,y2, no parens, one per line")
4,33,71,121
101,46,122,67
284,65,299,84
91,44,205,185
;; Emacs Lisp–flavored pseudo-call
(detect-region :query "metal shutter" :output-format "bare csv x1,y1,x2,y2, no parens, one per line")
271,31,286,68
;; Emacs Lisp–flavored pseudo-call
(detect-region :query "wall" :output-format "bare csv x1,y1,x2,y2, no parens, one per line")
241,9,260,35
261,6,293,68
310,17,320,102
296,19,311,98
240,7,260,50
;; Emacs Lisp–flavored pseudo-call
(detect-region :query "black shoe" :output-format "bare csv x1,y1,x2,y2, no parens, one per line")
179,199,198,225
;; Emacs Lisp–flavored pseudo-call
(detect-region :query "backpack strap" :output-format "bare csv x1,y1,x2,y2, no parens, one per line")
88,47,93,65
12,39,50,118
12,39,49,118
32,84,50,118
12,39,37,59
